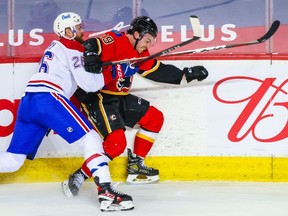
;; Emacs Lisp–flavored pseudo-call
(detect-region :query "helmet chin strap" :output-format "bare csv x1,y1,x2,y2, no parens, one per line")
133,33,143,50
134,39,139,50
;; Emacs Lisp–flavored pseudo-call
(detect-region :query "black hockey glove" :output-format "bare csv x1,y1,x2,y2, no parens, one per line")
183,66,208,83
84,52,102,73
82,38,102,74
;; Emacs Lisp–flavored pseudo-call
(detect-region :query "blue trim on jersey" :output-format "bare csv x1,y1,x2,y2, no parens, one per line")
111,30,123,37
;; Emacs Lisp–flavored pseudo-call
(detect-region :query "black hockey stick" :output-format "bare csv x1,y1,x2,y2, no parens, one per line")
102,15,202,66
162,20,280,56
102,20,280,64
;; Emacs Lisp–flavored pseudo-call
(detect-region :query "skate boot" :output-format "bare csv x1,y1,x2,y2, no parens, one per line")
126,148,159,184
95,178,134,212
62,168,88,197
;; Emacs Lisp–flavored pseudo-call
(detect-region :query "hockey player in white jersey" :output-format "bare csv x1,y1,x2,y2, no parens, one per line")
0,12,134,212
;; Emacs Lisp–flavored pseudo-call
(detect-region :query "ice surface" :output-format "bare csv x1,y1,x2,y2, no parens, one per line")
1,181,288,216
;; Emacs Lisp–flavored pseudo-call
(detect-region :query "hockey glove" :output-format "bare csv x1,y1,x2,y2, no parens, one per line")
184,66,208,83
84,52,102,74
112,63,139,79
82,38,102,74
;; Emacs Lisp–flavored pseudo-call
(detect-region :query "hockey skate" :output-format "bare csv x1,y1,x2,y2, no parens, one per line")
62,168,88,197
126,148,159,184
95,179,134,212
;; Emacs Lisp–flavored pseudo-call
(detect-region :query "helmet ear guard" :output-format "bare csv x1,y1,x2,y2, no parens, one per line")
53,12,82,39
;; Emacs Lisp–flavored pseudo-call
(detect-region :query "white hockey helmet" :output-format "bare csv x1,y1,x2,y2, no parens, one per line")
53,12,82,39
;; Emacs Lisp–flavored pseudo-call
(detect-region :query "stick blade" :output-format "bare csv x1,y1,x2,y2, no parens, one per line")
189,15,202,38
257,20,280,43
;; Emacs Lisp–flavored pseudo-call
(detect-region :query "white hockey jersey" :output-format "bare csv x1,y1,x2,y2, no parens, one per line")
25,38,105,99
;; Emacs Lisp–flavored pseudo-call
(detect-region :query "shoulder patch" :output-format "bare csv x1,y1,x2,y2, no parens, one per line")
101,35,114,45
111,30,123,37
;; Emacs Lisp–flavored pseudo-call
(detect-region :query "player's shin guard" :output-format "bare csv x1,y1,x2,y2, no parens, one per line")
134,105,164,157
94,177,134,212
63,130,112,197
80,130,112,183
127,106,163,184
126,148,159,184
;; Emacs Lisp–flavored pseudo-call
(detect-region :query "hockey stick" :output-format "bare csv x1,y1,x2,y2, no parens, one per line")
102,20,280,65
162,20,280,56
88,22,130,38
102,15,202,66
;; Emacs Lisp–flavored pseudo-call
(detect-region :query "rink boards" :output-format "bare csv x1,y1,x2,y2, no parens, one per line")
0,55,288,183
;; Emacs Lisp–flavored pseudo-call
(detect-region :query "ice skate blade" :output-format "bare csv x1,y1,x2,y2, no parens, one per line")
62,180,74,198
126,174,159,184
100,200,134,212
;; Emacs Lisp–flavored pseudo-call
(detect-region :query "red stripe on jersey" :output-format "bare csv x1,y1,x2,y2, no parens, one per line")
59,38,84,53
85,153,102,164
51,92,90,132
29,80,63,91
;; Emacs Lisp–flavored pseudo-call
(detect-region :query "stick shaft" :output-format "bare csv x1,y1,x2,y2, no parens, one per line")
102,20,280,63
102,15,202,66
165,20,280,56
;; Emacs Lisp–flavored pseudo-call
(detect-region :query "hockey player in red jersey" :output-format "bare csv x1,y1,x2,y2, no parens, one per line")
0,12,134,212
63,16,208,195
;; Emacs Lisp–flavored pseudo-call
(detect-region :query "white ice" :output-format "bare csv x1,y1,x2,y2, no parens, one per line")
1,181,288,216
